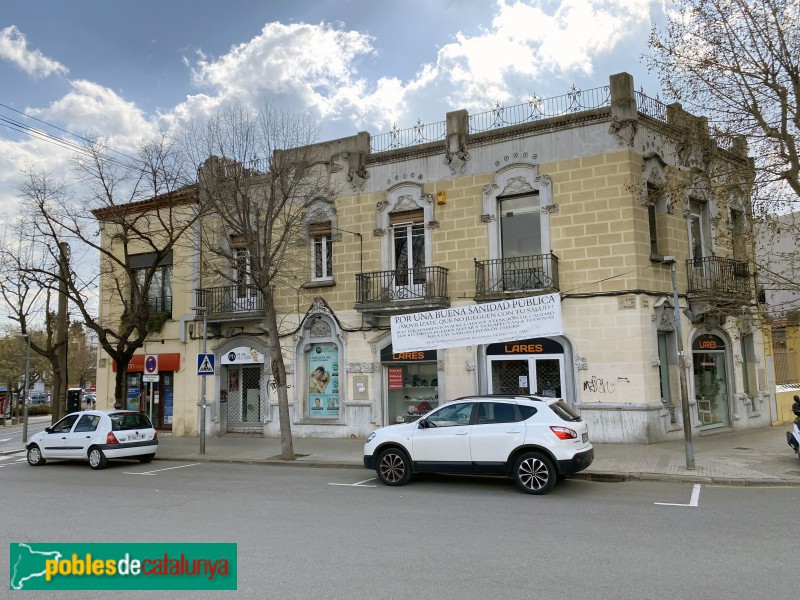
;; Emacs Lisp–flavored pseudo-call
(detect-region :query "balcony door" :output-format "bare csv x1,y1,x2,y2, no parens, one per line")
392,221,426,299
688,200,712,284
499,195,541,291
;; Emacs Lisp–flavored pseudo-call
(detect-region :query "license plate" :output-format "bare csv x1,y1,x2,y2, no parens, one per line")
128,432,145,441
582,432,588,443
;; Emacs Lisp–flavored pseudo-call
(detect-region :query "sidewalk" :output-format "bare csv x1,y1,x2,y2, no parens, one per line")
5,421,800,485
152,424,800,486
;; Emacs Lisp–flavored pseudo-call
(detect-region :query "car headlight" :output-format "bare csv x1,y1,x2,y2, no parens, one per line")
367,432,376,443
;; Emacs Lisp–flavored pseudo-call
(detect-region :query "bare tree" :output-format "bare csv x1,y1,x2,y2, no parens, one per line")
185,102,330,459
647,0,799,209
14,134,201,411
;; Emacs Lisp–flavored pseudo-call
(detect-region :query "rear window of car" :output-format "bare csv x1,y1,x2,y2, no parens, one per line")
518,405,537,420
549,401,581,422
110,413,153,431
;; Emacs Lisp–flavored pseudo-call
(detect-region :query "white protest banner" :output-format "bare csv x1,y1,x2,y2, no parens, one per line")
390,293,563,352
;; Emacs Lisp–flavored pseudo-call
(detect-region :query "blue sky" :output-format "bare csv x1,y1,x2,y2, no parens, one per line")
0,0,667,219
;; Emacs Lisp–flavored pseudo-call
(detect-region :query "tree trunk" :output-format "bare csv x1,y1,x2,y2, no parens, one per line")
263,300,294,460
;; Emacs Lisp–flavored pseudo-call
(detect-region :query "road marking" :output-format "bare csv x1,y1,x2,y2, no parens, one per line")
0,438,12,442
655,484,701,507
0,453,25,462
329,477,377,488
124,463,200,476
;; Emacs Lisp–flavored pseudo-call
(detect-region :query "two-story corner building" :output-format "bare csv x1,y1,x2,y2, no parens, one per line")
94,71,771,443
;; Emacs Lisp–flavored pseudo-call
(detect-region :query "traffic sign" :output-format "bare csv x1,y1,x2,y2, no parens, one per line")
144,354,159,382
197,353,215,375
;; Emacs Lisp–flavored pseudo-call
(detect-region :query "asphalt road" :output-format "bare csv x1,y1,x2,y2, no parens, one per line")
0,454,796,600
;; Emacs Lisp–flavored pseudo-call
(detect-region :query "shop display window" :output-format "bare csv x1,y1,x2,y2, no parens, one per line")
387,363,438,423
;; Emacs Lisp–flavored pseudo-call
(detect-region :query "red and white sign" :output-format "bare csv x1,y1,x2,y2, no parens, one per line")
144,354,159,382
388,367,404,390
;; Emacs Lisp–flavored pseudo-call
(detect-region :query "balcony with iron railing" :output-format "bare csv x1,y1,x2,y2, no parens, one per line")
686,257,751,299
194,285,264,317
354,266,449,312
474,254,560,301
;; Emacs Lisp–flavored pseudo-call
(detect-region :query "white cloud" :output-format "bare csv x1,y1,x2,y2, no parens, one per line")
174,0,657,134
30,80,158,153
0,25,68,79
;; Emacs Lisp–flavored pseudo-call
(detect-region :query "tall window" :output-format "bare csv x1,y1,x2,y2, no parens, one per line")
390,210,425,288
740,333,757,395
689,200,708,264
499,195,540,259
309,222,333,280
647,183,665,258
130,252,173,315
233,247,251,298
730,208,747,262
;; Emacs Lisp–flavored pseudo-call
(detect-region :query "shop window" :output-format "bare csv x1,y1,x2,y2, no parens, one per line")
740,333,757,395
306,342,340,418
386,357,438,424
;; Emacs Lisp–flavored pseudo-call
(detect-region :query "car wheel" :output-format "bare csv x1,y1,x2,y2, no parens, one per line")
139,454,155,463
513,451,556,495
376,447,412,486
27,445,46,466
88,447,108,470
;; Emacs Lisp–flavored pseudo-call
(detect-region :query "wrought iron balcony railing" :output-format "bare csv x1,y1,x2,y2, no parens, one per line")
355,266,449,308
686,256,751,297
474,254,559,300
195,285,263,315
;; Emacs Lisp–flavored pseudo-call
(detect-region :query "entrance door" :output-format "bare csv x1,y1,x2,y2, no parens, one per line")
693,348,730,428
242,366,261,422
392,223,426,299
489,360,530,394
489,356,564,397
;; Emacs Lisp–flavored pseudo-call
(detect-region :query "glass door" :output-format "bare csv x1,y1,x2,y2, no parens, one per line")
693,351,730,428
392,223,426,299
489,360,530,394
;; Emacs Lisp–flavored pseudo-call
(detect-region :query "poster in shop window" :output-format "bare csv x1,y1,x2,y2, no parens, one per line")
308,343,339,417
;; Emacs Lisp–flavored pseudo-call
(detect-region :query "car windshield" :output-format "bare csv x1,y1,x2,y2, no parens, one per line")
110,412,153,431
549,401,581,422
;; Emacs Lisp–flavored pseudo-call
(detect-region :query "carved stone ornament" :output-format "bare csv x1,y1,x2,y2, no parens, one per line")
537,174,552,187
348,165,370,192
479,214,496,224
465,360,476,372
373,228,387,237
444,148,471,175
310,297,333,317
426,220,440,230
309,319,331,338
391,195,421,213
420,193,434,206
284,364,295,375
346,362,376,373
608,116,638,147
501,176,535,196
483,183,500,197
376,200,390,212
541,204,559,214
575,355,588,370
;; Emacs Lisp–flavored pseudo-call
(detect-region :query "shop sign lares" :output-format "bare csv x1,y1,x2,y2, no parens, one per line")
390,294,564,353
9,543,237,590
308,343,339,417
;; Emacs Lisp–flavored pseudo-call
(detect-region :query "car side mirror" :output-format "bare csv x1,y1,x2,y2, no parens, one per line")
44,427,52,434
418,419,427,429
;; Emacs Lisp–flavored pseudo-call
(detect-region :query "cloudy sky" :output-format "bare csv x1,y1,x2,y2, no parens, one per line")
0,0,667,220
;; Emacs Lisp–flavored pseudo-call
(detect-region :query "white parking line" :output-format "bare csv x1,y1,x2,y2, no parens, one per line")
0,438,12,442
124,463,200,476
655,484,701,507
0,453,24,462
328,477,377,488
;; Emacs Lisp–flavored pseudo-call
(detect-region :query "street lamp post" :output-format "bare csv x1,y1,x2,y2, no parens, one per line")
190,306,208,454
664,257,695,470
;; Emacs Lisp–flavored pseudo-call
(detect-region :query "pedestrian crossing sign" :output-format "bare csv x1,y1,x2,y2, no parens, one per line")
197,353,215,375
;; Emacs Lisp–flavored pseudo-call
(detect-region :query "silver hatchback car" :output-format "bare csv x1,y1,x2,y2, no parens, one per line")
26,410,158,470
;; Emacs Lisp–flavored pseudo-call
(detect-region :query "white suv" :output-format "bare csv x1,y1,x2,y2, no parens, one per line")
364,395,593,495
26,410,158,470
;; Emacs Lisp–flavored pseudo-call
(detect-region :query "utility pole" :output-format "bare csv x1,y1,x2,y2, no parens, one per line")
665,256,695,470
54,242,70,423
